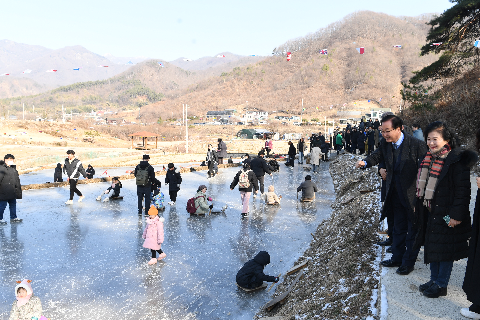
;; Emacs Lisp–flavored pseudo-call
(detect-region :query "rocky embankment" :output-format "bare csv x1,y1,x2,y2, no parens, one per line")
256,154,383,319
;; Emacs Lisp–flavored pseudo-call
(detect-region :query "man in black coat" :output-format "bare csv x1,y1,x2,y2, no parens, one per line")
250,150,273,196
236,251,279,289
85,164,95,179
367,127,376,155
54,163,63,182
356,114,427,275
165,162,182,205
64,150,87,204
350,128,358,154
134,154,156,215
0,154,23,224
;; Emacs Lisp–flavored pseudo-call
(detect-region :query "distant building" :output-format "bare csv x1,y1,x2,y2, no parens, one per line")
206,110,234,122
105,118,126,125
243,111,268,122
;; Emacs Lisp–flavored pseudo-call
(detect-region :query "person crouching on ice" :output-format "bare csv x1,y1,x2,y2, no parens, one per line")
97,177,122,202
9,279,43,320
143,205,166,265
265,185,281,205
236,251,279,290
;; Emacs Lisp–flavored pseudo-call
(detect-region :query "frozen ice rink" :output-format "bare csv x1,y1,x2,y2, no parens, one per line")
1,162,334,319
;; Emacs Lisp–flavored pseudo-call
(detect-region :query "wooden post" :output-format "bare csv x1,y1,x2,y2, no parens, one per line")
156,137,158,149
131,136,133,149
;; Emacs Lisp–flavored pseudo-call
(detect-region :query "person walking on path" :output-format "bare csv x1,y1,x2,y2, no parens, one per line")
462,128,480,318
297,175,318,201
335,132,343,155
217,138,227,165
0,154,23,225
413,121,477,298
310,145,321,173
142,205,166,265
85,164,95,179
63,150,87,205
230,162,258,216
412,124,424,141
350,127,359,154
192,185,213,215
367,127,376,155
54,163,63,182
206,144,218,178
265,137,273,157
287,141,296,167
357,131,366,155
165,163,182,205
356,114,427,276
134,155,156,215
250,150,273,197
297,138,306,164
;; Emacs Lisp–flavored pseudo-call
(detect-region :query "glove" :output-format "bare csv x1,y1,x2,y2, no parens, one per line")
274,277,279,283
209,204,213,209
207,197,213,201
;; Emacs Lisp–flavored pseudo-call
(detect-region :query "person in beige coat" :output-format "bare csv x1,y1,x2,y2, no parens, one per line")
9,279,43,320
265,185,282,205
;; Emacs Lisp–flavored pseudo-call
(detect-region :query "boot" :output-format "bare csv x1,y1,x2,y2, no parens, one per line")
65,200,73,205
147,258,157,265
158,253,167,261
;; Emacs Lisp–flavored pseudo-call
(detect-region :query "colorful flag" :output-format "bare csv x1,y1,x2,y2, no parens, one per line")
158,62,164,67
23,69,32,74
125,61,134,65
0,73,9,76
356,47,365,54
216,55,225,58
46,69,57,72
319,49,328,55
287,52,291,61
183,59,192,62
393,45,402,48
368,100,371,102
475,40,480,48
430,43,442,46
73,68,80,71
98,65,109,67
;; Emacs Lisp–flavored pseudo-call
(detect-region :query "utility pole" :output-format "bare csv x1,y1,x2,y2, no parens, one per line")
186,104,189,153
22,103,24,120
300,99,303,123
183,104,185,125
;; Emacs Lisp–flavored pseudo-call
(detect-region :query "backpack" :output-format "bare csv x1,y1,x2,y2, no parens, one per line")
186,196,202,214
268,159,280,172
238,170,251,189
136,166,150,186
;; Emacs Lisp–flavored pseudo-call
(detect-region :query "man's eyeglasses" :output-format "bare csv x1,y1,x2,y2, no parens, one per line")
380,128,399,134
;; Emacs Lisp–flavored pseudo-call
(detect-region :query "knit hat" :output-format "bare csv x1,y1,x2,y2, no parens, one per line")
168,163,174,168
143,154,150,160
198,185,207,191
148,205,158,216
305,175,312,180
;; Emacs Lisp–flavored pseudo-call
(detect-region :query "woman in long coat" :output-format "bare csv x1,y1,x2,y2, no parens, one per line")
414,121,478,298
461,128,480,318
217,138,228,164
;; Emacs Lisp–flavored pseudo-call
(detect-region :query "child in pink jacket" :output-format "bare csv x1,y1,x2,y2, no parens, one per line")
143,205,166,265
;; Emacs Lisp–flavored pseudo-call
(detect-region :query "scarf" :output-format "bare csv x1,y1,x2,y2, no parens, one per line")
416,144,451,208
16,293,32,308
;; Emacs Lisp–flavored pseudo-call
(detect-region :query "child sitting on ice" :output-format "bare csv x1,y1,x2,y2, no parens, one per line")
265,185,282,205
9,279,44,320
97,177,122,202
143,205,166,265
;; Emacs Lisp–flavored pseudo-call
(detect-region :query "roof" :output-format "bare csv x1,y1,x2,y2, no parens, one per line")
128,131,160,137
206,110,233,116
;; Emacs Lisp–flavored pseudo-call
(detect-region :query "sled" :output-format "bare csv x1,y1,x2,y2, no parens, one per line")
264,271,304,311
300,198,314,203
286,260,308,276
110,196,123,200
266,202,280,205
236,282,268,292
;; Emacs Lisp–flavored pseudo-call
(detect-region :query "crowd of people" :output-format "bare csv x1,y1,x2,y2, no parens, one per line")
1,113,479,318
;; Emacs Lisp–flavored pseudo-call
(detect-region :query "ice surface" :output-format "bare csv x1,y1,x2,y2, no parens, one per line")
1,162,335,319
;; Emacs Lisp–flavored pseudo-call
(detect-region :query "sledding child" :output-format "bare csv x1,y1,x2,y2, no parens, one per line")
265,185,282,205
97,177,122,202
188,185,213,215
143,205,166,265
9,279,43,320
236,251,279,290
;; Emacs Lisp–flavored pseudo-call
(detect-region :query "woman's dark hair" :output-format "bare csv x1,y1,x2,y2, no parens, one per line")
424,121,458,149
218,138,222,142
17,287,26,294
381,114,403,130
476,128,480,151
243,162,250,170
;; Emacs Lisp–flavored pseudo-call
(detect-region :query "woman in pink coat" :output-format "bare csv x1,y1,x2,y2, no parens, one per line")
143,205,166,265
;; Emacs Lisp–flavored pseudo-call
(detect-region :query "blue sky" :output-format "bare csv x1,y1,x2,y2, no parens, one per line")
1,0,453,61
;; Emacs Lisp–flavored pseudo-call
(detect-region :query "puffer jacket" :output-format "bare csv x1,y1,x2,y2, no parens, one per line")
265,192,281,204
0,161,22,200
54,163,63,182
310,147,321,166
142,216,165,251
193,191,210,215
165,167,182,191
217,141,228,158
297,180,318,199
63,158,87,180
230,169,258,193
250,156,273,177
414,148,478,264
9,295,43,320
236,251,276,289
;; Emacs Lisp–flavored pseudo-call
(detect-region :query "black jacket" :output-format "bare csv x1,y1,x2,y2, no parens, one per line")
230,169,258,193
134,161,156,189
464,188,480,305
357,133,366,149
367,130,375,146
54,164,63,182
86,167,95,179
364,133,428,221
250,157,273,177
236,251,276,288
151,177,162,192
351,131,359,147
165,167,182,191
107,182,122,197
288,145,296,157
414,149,478,264
63,158,87,180
297,180,318,199
0,161,22,200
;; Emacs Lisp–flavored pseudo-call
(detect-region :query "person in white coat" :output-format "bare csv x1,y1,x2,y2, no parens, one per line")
310,146,322,172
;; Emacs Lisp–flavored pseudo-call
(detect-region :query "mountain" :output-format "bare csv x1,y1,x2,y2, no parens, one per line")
139,11,439,120
102,53,150,65
169,52,264,71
